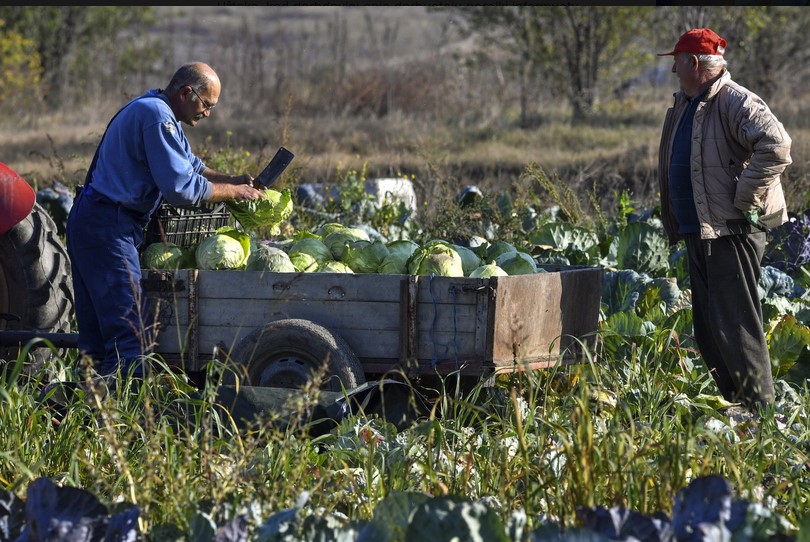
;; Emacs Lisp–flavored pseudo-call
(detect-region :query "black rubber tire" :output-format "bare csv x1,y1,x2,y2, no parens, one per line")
224,318,366,392
0,203,74,371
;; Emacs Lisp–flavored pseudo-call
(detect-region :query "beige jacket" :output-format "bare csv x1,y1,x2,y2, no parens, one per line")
657,70,792,246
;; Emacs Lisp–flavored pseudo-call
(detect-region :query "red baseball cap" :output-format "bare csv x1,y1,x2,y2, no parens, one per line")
658,28,727,56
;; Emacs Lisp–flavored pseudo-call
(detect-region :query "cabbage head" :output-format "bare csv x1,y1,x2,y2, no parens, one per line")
246,243,296,272
378,239,419,274
225,188,293,234
407,240,464,277
452,244,483,276
495,250,537,275
469,262,508,278
315,222,347,237
289,251,318,272
485,240,517,262
316,260,354,273
323,227,370,261
196,228,251,270
289,237,332,263
343,240,390,273
141,242,184,269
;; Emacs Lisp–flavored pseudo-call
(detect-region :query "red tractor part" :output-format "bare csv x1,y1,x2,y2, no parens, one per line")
0,161,36,235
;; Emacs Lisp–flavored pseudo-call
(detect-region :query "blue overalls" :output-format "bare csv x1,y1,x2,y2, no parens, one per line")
66,91,209,376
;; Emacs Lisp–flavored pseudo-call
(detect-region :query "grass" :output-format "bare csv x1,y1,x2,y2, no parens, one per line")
2,315,809,537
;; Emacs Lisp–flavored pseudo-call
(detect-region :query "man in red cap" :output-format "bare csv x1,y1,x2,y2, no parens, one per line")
657,28,792,414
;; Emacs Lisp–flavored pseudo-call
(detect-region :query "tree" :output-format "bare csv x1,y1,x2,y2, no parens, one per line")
444,6,656,122
0,19,43,117
0,7,160,110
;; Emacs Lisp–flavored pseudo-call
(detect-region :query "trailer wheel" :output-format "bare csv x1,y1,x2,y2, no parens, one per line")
0,203,74,371
225,318,365,392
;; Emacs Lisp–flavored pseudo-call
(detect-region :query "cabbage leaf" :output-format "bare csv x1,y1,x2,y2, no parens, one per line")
225,188,293,234
141,242,184,269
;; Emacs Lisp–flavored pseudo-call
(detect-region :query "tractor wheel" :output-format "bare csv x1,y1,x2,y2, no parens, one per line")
0,203,74,372
224,318,365,392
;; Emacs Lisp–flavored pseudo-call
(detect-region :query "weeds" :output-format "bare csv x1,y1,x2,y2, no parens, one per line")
2,318,809,537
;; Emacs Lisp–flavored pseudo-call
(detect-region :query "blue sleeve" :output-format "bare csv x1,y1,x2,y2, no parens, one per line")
143,119,212,206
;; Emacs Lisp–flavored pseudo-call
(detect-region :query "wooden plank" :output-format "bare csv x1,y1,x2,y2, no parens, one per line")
150,293,484,333
491,273,562,366
191,299,481,330
489,268,602,368
194,270,405,302
557,266,603,353
186,269,200,371
399,275,420,375
192,272,483,310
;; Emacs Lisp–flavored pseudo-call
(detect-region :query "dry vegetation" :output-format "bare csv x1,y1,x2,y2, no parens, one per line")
2,6,810,219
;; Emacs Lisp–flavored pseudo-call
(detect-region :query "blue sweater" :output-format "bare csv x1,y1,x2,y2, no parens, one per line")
668,94,702,234
89,89,212,215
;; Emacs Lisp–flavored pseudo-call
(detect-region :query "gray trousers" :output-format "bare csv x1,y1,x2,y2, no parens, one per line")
684,232,774,410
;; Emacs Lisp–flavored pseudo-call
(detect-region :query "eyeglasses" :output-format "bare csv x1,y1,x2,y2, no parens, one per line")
190,87,216,111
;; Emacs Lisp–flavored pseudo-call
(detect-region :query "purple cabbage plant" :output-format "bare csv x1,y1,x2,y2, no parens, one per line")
763,210,810,277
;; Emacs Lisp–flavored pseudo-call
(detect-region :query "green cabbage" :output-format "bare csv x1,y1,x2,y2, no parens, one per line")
315,222,347,237
417,252,464,277
141,242,184,269
246,243,296,272
469,262,508,278
407,240,464,277
343,240,390,273
485,240,517,262
323,227,370,261
316,260,354,273
289,237,332,263
452,244,484,276
289,251,318,272
225,188,293,234
495,250,537,275
196,228,251,270
378,239,420,274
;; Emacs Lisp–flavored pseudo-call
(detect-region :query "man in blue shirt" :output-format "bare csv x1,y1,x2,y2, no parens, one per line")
66,62,265,378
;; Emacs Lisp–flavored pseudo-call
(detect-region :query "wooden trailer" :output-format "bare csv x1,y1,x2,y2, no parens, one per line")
142,264,603,391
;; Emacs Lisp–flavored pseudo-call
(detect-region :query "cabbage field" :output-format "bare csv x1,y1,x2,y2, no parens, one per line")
7,174,810,541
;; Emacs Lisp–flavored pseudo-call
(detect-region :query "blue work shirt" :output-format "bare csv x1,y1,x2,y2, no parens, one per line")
88,89,213,215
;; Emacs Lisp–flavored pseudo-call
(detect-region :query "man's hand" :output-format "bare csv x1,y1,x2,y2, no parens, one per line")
208,182,265,202
745,208,764,230
232,183,265,200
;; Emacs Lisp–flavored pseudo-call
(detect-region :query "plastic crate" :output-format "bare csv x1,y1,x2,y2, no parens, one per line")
142,202,231,249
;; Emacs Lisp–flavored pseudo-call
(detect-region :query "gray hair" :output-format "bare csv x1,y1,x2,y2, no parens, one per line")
165,62,216,94
698,54,727,76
